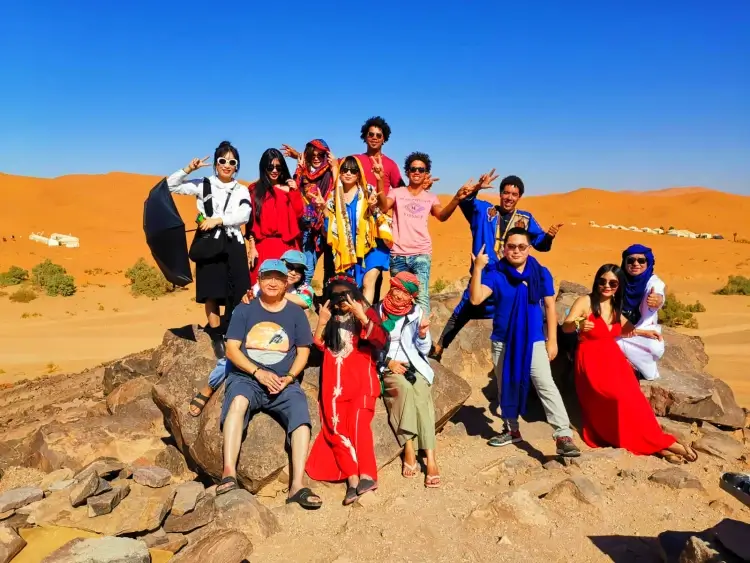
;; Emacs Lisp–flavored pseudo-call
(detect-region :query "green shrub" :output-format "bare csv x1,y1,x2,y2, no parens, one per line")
44,273,77,296
32,259,66,287
125,258,174,298
431,278,449,294
9,288,37,303
0,266,29,287
714,275,750,296
658,293,701,329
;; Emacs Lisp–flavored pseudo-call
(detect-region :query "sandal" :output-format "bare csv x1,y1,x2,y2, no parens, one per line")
216,476,238,495
678,442,699,463
343,486,358,506
189,392,211,417
356,478,378,496
402,462,419,478
425,474,441,488
661,453,685,465
286,487,322,510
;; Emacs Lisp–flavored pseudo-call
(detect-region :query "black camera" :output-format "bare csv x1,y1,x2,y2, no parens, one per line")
403,363,417,385
330,291,351,307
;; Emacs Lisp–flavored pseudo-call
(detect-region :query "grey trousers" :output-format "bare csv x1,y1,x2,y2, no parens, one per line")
491,341,573,439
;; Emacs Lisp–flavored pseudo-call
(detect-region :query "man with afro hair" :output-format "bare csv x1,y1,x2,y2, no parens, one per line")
357,116,404,194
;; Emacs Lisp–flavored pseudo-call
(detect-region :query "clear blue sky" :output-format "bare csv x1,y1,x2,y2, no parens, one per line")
1,1,748,195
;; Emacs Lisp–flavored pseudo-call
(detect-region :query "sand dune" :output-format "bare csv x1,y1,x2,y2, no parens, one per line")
1,171,749,403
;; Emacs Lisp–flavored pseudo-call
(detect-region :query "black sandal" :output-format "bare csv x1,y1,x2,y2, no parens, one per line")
356,478,378,496
216,476,238,495
189,392,211,417
286,487,322,510
343,486,358,506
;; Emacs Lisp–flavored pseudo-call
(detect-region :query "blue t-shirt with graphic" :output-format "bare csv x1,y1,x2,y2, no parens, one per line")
226,299,313,376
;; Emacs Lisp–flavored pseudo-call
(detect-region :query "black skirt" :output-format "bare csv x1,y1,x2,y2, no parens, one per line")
195,236,249,306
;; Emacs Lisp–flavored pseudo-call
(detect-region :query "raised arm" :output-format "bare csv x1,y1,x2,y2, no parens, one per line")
166,156,213,196
469,245,494,305
433,169,500,222
371,155,394,212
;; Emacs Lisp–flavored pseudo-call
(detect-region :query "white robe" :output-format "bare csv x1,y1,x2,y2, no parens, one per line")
616,274,665,380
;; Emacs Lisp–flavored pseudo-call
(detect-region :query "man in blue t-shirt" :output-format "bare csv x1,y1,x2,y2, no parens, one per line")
469,228,579,457
218,259,322,509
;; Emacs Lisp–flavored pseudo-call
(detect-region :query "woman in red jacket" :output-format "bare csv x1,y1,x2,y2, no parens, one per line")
306,275,387,506
246,148,304,285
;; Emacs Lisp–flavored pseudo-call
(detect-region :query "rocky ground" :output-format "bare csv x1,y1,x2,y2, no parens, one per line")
0,286,748,562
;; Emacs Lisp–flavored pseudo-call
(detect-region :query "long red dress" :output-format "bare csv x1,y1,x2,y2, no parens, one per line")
306,308,387,482
247,184,304,285
575,314,676,455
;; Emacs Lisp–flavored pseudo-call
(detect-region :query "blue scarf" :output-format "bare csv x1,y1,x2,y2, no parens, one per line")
621,244,655,324
496,256,546,420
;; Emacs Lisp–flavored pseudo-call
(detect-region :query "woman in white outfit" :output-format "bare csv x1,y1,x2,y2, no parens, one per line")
616,244,665,380
166,141,251,334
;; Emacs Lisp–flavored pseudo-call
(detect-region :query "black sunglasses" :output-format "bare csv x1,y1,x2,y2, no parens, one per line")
340,166,359,175
285,264,306,273
217,157,237,167
597,278,619,289
409,166,427,173
626,257,647,265
367,131,383,139
266,164,283,172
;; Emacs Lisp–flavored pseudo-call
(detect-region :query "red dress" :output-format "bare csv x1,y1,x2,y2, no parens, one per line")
575,315,676,455
306,308,387,482
248,184,304,285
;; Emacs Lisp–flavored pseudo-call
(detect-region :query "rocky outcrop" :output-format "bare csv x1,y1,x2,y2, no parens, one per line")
153,324,472,493
171,530,252,562
102,350,157,396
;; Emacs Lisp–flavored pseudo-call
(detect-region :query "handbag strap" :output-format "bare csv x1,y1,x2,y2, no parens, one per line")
202,177,233,218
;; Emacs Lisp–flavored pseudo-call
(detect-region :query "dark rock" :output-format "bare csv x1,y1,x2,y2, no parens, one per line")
93,479,113,496
649,468,704,491
106,378,154,415
171,530,252,562
140,528,187,553
87,484,130,517
102,350,157,396
69,472,100,507
153,324,471,493
154,445,195,482
693,431,745,461
163,496,215,533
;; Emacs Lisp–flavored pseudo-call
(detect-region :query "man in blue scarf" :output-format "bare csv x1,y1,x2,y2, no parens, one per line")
431,175,563,361
469,227,579,456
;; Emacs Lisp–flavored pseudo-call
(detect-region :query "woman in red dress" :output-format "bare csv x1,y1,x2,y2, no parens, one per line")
246,148,304,285
306,275,387,505
562,264,698,463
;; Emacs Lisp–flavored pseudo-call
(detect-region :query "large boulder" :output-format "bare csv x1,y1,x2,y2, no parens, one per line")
152,324,471,493
554,282,746,428
102,350,157,396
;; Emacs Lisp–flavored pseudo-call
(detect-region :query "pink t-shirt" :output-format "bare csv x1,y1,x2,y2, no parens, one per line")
389,187,440,256
357,153,403,195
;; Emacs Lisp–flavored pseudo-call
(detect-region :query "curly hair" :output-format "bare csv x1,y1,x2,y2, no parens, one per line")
404,152,432,174
360,116,392,143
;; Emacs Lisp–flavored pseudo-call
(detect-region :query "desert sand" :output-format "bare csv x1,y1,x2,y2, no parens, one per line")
1,171,749,404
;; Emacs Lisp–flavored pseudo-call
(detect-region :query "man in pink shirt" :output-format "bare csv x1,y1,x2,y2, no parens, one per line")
376,152,473,314
357,116,404,195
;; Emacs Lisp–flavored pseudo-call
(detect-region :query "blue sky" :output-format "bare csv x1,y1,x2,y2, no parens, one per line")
1,1,748,195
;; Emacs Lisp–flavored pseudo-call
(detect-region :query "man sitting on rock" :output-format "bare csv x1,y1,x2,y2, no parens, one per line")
469,228,580,457
432,175,563,361
218,258,322,509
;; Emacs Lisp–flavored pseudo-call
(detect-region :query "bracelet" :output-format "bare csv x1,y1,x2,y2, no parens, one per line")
286,372,297,381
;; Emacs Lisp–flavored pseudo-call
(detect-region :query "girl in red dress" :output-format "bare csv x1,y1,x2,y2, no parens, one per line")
562,264,698,464
246,149,304,285
306,275,387,505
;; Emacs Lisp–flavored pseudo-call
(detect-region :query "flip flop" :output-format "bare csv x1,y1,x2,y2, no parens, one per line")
286,487,322,510
356,478,378,496
679,442,699,463
425,474,441,488
402,462,419,478
188,392,211,417
216,476,238,495
662,453,685,465
343,486,358,506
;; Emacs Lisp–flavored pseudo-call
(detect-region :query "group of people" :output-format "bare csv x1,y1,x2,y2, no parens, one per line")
164,115,696,509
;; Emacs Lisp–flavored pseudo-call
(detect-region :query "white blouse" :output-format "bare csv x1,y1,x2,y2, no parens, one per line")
166,169,251,243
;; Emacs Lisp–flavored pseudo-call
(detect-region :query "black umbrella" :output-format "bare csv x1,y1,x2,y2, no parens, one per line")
143,178,193,287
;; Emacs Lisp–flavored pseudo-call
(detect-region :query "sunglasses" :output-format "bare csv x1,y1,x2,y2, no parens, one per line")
409,166,427,174
505,243,529,252
285,264,305,274
311,151,325,159
217,158,237,167
597,278,620,289
367,131,383,139
340,166,359,175
626,257,647,266
266,164,283,172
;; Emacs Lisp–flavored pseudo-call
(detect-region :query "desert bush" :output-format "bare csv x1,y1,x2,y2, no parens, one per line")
714,275,750,296
658,293,702,329
0,266,29,287
32,259,66,286
9,288,37,303
431,278,449,294
44,273,77,296
125,258,174,298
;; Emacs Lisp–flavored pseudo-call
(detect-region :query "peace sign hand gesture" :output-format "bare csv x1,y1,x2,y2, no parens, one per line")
371,154,384,181
312,189,326,209
471,244,489,270
186,156,211,173
456,178,477,200
423,174,440,191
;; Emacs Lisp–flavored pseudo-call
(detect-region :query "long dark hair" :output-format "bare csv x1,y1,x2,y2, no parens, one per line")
214,140,240,174
252,148,292,225
322,277,370,353
590,264,626,321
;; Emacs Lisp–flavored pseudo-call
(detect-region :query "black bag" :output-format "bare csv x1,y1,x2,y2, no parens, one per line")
189,178,231,262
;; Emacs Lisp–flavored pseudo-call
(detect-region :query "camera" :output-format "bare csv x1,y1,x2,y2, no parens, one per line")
330,291,351,307
403,363,417,385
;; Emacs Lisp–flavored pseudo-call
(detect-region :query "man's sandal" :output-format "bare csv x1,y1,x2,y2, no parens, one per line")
217,476,238,495
286,487,322,510
188,392,211,417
